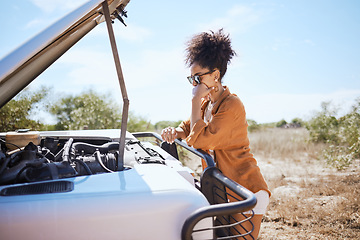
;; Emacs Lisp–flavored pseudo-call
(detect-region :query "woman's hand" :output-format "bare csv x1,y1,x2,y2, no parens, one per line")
161,127,178,144
192,84,215,102
190,84,214,128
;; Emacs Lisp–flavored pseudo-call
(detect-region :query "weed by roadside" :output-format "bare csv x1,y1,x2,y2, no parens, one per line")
306,99,360,170
249,128,323,161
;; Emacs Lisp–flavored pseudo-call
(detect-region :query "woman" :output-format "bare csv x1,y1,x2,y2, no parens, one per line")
161,29,270,239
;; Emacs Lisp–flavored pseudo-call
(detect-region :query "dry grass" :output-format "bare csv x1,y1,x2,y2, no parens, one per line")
263,173,360,239
249,128,323,160
249,128,360,240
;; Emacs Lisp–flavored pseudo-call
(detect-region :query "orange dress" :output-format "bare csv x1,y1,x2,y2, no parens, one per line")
179,86,270,196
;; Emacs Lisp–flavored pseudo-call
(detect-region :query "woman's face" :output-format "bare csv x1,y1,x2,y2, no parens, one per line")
190,63,218,88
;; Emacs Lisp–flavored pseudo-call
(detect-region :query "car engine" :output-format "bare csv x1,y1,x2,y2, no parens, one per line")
0,134,165,186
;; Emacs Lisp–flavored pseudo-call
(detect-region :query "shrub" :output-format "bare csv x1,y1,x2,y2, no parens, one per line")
291,117,304,127
306,98,360,169
247,119,260,132
154,120,182,132
306,102,340,143
0,87,49,132
276,119,287,128
322,145,354,170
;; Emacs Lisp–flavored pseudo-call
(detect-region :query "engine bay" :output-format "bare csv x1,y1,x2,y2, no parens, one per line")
0,131,166,186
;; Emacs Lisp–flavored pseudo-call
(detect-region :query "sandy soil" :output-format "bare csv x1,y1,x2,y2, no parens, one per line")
257,156,360,240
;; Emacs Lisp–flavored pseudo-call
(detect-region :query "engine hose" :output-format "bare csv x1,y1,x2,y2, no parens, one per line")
0,151,22,176
54,148,64,162
41,148,55,162
36,152,51,163
72,159,92,175
0,156,11,176
95,150,114,173
0,139,21,151
62,138,74,162
72,142,119,155
14,165,32,184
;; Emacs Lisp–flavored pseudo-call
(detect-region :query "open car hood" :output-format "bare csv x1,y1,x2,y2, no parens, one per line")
0,0,130,108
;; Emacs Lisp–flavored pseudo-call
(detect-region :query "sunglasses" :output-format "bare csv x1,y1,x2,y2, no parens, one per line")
187,69,215,85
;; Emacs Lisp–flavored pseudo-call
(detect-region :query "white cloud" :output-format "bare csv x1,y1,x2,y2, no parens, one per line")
198,5,262,34
24,19,42,29
304,39,315,46
244,89,360,123
40,44,189,115
118,24,152,42
24,0,89,30
92,23,152,42
55,48,119,93
30,0,87,13
267,38,292,52
122,47,187,89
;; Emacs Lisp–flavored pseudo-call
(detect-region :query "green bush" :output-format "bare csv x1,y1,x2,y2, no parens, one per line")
322,145,354,170
247,119,260,132
306,98,360,169
154,120,182,132
306,102,340,143
0,87,49,132
291,118,304,127
127,112,154,132
276,119,287,128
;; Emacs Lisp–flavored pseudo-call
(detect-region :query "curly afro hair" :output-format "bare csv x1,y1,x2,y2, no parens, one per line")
185,29,236,81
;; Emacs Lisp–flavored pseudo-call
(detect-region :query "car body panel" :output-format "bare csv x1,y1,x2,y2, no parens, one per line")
0,164,211,240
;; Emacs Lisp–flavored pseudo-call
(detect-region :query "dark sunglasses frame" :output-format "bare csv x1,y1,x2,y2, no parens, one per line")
187,69,215,85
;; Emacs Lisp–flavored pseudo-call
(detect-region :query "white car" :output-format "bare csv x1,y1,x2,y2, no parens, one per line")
0,1,256,239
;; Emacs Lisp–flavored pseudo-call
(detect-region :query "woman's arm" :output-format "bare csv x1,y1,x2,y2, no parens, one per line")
161,127,186,144
190,97,202,129
191,84,214,129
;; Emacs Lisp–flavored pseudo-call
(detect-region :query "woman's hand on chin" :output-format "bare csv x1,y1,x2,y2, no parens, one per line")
192,84,214,101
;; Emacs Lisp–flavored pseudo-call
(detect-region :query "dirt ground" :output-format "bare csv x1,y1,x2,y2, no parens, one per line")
183,149,359,239
257,156,360,240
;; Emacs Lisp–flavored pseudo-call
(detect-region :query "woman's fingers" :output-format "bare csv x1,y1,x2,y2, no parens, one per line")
161,128,169,141
161,127,177,143
192,84,215,100
170,127,176,143
161,128,168,142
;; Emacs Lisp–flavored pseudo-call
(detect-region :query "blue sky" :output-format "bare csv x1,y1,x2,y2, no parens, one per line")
1,0,360,124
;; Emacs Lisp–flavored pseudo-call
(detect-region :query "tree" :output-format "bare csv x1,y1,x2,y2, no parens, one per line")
49,90,153,132
306,101,339,143
276,119,287,128
247,119,260,132
0,87,48,132
291,118,304,127
49,90,122,130
154,120,182,132
127,112,154,132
